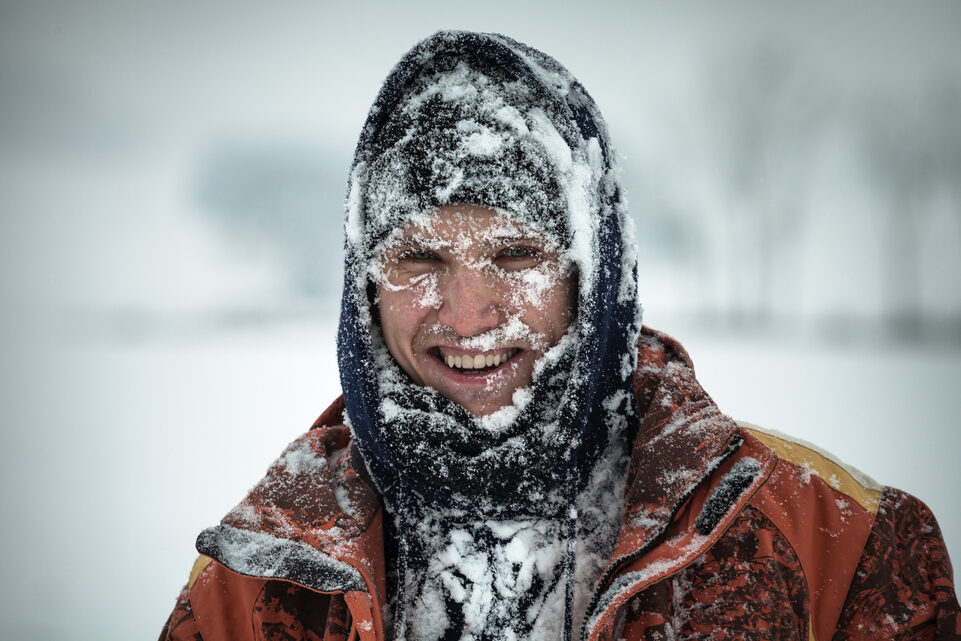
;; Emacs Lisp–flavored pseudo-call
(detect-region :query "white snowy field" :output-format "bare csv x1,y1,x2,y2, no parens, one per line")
1,318,958,640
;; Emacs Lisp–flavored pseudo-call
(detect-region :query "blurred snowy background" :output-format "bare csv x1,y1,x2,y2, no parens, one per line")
1,1,959,638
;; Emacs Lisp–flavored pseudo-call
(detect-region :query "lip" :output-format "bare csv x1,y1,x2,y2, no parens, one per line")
421,345,526,385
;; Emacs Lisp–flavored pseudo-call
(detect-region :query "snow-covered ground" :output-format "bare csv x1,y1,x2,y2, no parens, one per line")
2,317,957,640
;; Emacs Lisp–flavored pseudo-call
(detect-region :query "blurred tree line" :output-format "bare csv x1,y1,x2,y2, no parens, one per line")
196,44,961,343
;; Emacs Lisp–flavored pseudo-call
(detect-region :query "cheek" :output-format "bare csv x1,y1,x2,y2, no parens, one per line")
409,273,441,309
377,288,420,352
536,274,576,336
503,267,576,327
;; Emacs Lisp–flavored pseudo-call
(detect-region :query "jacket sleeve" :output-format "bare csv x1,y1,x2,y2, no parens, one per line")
159,585,204,641
158,557,210,641
833,487,961,640
159,555,348,641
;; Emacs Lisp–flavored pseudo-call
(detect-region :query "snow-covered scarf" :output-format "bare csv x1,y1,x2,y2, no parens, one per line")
337,31,641,640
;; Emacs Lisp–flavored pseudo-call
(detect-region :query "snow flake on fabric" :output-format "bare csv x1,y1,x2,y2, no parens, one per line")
400,435,630,641
197,524,365,594
210,426,379,568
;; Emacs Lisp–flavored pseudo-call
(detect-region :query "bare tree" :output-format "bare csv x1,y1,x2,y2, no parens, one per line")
705,44,829,327
858,80,961,338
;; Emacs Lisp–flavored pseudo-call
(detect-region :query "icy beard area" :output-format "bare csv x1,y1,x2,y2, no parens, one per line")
474,329,575,435
400,435,630,641
370,315,573,439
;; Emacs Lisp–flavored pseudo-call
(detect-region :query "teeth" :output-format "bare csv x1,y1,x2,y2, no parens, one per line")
442,349,516,370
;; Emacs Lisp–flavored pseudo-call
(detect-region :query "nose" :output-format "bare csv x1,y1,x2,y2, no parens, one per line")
437,267,503,337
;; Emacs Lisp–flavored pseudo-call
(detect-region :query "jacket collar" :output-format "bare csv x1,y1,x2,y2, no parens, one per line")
195,327,753,638
614,327,742,558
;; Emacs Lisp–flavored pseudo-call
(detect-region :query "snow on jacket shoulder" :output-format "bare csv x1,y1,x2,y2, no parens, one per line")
158,328,961,641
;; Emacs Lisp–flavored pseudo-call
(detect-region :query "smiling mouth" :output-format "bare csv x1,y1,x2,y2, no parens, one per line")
432,348,521,374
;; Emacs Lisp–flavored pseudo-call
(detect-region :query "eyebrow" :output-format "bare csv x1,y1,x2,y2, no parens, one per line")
489,233,541,241
389,232,550,249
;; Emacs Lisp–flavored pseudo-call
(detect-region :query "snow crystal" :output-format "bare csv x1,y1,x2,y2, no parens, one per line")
602,389,631,434
467,314,549,353
827,473,842,491
528,108,573,172
228,502,263,529
464,128,505,157
835,496,853,522
345,162,366,247
328,446,360,519
493,105,529,135
277,440,326,475
475,383,534,435
620,352,635,382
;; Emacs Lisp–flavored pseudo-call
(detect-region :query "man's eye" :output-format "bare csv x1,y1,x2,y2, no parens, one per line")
399,249,437,261
499,246,538,260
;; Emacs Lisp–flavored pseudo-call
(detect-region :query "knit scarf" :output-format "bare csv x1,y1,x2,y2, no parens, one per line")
337,30,643,640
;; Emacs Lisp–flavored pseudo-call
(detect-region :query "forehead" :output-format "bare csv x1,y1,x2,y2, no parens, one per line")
390,204,550,248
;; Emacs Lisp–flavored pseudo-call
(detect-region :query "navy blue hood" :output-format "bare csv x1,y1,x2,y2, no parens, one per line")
336,31,641,514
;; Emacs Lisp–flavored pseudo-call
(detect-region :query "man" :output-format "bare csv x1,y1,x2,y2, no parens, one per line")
160,31,960,640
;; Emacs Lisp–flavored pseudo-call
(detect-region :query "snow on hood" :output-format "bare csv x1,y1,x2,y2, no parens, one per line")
337,30,642,512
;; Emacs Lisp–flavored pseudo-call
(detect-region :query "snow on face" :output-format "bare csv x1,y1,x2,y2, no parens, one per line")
373,204,576,418
352,58,606,298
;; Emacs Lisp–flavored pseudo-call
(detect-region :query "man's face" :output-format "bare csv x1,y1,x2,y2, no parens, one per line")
374,204,576,417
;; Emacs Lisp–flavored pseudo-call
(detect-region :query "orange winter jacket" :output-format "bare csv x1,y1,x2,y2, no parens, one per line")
159,328,961,640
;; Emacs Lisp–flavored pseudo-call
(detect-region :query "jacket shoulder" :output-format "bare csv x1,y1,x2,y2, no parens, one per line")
741,421,883,513
739,422,886,640
741,422,961,639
